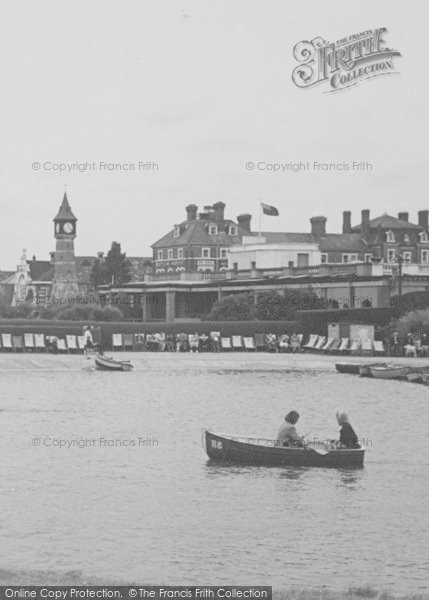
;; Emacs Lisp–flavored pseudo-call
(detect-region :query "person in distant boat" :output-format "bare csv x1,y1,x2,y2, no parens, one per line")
336,412,360,448
276,410,304,447
83,325,94,358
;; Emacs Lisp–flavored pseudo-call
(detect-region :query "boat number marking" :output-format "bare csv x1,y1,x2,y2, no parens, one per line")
211,440,223,449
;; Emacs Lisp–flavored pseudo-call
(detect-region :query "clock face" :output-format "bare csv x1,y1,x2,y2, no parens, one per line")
63,222,73,234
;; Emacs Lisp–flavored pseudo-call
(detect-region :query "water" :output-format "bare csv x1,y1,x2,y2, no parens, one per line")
0,353,428,592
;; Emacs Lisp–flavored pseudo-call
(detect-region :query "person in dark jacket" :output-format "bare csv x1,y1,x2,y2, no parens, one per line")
336,412,360,448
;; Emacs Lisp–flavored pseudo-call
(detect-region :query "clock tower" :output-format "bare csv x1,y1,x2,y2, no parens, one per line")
51,192,80,299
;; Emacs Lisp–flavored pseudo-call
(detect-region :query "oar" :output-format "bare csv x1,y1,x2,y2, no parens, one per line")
306,443,330,455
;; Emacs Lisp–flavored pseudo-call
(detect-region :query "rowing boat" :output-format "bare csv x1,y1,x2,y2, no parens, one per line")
204,431,365,469
368,365,412,379
94,354,133,372
359,362,388,377
335,362,363,374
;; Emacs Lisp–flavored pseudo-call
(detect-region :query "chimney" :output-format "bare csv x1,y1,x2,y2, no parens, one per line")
186,204,198,221
237,214,252,233
398,212,409,222
361,209,370,240
97,251,104,259
418,210,429,231
310,216,327,238
342,211,352,234
212,202,225,222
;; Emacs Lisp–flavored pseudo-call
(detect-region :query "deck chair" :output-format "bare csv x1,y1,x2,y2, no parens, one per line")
221,337,232,350
304,334,319,350
361,339,373,356
254,333,266,350
1,334,13,351
232,335,243,350
12,335,24,352
24,333,35,351
328,339,341,353
123,334,134,350
243,337,256,351
112,333,123,350
314,336,326,351
321,338,334,352
57,338,67,352
66,335,78,352
134,333,145,351
349,339,362,355
338,338,350,353
77,336,85,352
34,333,46,351
373,340,386,355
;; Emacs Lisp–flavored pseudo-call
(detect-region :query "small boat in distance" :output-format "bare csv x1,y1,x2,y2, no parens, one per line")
204,431,365,469
336,362,386,376
359,363,388,377
368,365,412,380
94,354,133,372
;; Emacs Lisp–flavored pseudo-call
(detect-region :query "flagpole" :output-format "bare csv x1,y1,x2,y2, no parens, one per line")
259,201,262,237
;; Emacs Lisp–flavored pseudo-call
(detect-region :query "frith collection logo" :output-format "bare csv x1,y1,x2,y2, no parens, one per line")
292,28,401,92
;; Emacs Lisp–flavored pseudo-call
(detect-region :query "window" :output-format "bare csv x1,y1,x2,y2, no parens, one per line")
208,224,218,235
342,253,358,263
320,253,328,264
167,249,173,260
157,250,163,261
422,250,429,263
177,248,183,259
387,249,396,263
365,253,373,263
386,230,395,242
229,225,238,236
202,247,210,258
419,231,429,243
403,234,410,244
402,252,412,264
174,226,180,238
250,261,256,269
220,248,228,259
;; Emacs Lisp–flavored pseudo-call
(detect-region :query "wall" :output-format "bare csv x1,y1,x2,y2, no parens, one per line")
228,241,321,270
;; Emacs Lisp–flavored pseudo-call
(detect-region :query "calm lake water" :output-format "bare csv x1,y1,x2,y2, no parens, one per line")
0,353,428,592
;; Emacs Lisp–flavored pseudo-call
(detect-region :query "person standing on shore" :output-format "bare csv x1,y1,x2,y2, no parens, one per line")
83,325,94,358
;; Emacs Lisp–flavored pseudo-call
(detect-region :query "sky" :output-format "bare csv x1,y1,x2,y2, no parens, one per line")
1,0,428,268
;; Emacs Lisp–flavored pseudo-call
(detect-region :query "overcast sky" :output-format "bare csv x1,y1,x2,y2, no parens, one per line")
1,0,428,268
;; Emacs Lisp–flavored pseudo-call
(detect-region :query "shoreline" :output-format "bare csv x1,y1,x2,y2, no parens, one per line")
0,570,427,600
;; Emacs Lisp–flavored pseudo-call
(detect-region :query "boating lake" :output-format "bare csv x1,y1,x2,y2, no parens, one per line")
0,353,428,593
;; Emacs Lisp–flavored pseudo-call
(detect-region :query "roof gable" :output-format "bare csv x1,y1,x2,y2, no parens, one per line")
352,213,421,231
54,193,77,221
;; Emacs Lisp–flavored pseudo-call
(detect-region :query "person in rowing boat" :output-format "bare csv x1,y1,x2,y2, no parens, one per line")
336,412,360,448
276,410,304,447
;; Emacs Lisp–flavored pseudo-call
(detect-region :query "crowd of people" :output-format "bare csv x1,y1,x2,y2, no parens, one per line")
389,331,429,357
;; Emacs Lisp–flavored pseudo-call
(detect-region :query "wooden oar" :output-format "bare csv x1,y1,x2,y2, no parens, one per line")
306,443,330,455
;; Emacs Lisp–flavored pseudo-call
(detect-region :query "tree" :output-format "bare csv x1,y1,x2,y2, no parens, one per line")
205,293,255,321
90,242,132,287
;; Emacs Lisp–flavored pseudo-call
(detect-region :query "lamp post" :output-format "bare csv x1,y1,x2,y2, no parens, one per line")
396,251,404,296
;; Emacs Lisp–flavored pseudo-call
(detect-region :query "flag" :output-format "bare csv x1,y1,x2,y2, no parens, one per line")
261,202,279,216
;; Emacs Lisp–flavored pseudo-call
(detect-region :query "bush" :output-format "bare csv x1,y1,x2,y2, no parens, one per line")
382,308,429,340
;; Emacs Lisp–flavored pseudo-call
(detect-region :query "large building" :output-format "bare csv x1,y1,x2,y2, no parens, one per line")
229,209,429,270
151,202,252,274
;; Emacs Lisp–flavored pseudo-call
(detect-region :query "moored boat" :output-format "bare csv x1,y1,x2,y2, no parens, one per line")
204,431,365,469
368,365,412,380
335,362,363,375
406,372,424,383
359,362,388,377
94,354,133,372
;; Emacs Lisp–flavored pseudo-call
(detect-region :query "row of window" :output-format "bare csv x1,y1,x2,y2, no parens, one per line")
174,224,238,238
385,230,429,243
320,251,429,264
157,248,229,261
